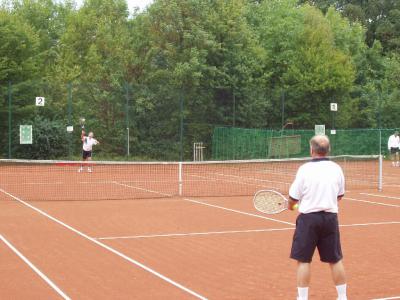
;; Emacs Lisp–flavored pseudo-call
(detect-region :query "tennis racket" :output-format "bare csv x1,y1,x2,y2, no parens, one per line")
253,190,289,214
79,117,86,129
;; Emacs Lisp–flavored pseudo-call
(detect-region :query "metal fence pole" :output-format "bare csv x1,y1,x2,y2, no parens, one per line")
8,81,12,159
281,89,285,130
232,91,236,127
67,82,72,158
180,92,184,162
125,83,130,157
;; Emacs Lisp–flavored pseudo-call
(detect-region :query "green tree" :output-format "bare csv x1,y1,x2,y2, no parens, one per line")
57,0,132,155
250,0,357,128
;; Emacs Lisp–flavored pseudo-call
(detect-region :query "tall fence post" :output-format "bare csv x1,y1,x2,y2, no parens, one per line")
281,89,285,129
67,82,72,158
8,81,12,159
125,82,130,157
179,92,184,162
232,91,236,127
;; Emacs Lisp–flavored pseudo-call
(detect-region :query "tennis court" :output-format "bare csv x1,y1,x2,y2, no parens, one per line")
1,157,399,299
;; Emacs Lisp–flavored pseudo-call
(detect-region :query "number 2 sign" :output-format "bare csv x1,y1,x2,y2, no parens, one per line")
36,97,45,106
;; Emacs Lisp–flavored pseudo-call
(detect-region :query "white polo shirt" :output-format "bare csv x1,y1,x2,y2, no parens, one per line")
289,158,345,214
388,134,400,149
82,137,98,152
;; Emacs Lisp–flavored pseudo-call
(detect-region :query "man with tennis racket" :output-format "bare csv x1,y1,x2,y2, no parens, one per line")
288,135,346,300
78,128,100,173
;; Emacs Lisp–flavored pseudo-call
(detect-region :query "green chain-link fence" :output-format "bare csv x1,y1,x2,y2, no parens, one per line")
212,127,396,160
0,80,216,161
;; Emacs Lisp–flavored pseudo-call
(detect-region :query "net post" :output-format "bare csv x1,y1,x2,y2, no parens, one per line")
178,161,183,196
378,154,383,191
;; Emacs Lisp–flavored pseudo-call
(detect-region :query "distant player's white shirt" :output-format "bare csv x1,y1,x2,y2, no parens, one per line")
388,134,400,149
289,158,345,214
82,137,98,152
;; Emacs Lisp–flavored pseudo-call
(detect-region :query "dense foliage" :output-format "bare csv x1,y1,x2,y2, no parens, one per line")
0,0,399,160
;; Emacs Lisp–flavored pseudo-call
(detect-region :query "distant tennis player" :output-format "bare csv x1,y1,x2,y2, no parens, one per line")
288,135,347,300
388,131,400,167
78,129,100,173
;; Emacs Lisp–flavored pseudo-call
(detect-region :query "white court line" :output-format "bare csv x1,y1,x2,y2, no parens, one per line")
111,180,295,226
96,227,296,240
382,184,400,188
0,234,71,300
345,197,400,208
340,221,400,227
112,181,173,197
190,172,290,187
360,193,400,200
95,221,400,240
372,296,400,300
0,188,207,300
184,198,295,226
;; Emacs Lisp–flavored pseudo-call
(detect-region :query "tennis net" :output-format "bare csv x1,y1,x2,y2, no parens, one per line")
0,155,382,202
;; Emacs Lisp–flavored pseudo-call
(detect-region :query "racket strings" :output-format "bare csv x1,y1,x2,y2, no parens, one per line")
254,192,287,214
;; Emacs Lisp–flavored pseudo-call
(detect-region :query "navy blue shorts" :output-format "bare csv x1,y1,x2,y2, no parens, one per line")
82,150,92,159
290,212,343,263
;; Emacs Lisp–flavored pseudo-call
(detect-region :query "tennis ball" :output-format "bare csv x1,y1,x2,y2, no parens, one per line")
293,204,299,210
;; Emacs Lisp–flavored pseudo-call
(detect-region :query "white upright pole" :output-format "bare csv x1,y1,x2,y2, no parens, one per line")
178,162,183,196
127,127,130,156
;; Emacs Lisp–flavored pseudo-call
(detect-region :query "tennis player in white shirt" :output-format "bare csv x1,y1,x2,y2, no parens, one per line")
288,135,347,300
388,131,400,167
78,129,100,172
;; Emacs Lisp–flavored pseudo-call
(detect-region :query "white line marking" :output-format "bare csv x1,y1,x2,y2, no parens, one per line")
112,181,296,227
95,221,400,240
340,221,400,227
0,234,71,300
189,173,290,187
184,198,295,226
372,296,400,300
96,227,296,240
360,193,400,200
0,188,207,300
345,197,400,208
112,181,173,197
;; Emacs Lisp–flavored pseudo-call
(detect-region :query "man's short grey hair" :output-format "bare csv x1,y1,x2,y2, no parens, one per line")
310,135,330,155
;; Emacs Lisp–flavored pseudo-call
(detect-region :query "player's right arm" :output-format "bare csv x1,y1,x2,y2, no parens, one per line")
81,130,86,142
288,197,299,210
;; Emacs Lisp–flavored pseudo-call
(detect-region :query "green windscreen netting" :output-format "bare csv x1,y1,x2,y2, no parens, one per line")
212,127,395,160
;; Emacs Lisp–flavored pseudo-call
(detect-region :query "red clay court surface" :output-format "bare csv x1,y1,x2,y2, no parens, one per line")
1,160,400,299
